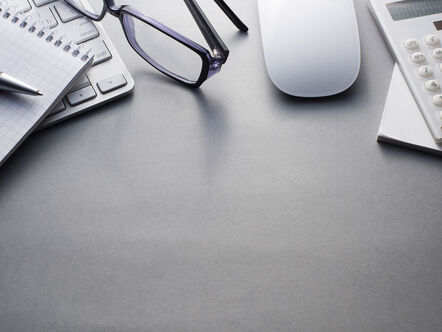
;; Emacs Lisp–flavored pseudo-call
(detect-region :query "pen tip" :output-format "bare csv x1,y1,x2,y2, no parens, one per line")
37,90,43,96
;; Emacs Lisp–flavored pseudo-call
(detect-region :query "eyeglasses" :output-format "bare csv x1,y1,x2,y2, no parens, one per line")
63,0,248,88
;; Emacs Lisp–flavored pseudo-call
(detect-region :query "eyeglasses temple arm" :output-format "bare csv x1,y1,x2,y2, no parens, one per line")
212,0,248,32
183,0,247,62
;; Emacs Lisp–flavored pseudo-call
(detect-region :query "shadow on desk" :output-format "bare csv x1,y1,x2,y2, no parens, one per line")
134,71,231,179
0,93,135,186
377,141,442,163
0,70,233,189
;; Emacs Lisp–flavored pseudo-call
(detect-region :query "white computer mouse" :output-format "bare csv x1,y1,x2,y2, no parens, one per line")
258,0,361,97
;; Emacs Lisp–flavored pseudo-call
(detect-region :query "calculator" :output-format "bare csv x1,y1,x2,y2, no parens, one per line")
369,0,442,144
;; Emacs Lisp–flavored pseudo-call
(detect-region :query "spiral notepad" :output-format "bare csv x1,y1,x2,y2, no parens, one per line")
0,5,93,166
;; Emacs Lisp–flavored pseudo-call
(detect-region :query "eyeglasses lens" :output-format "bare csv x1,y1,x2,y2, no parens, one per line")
123,13,204,83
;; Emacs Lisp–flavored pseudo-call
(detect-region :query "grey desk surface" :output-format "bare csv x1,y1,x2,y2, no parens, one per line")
1,1,441,331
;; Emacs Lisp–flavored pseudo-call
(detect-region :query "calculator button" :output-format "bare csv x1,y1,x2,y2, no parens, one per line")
425,80,441,93
411,52,426,64
425,34,440,47
433,95,442,107
418,65,433,78
432,48,442,60
404,39,419,50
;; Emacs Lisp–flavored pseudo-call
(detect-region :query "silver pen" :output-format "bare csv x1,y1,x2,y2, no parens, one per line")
0,71,43,96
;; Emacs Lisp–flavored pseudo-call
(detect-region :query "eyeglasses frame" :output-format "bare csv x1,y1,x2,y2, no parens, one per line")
63,0,248,87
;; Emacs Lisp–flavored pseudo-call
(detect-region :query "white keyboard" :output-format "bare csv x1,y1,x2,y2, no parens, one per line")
8,0,134,129
370,0,442,144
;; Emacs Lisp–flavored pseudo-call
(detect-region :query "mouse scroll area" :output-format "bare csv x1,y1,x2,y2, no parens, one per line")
258,0,361,97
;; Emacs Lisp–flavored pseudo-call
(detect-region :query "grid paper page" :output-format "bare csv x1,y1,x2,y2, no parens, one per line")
0,16,91,166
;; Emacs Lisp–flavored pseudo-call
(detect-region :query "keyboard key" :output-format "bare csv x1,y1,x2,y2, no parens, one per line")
50,100,66,115
97,74,127,94
33,0,56,7
63,17,99,44
8,0,31,12
67,85,97,106
69,74,90,92
84,39,112,66
33,6,57,29
54,1,82,23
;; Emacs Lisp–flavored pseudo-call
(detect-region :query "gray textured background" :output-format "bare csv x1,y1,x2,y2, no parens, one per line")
1,1,441,331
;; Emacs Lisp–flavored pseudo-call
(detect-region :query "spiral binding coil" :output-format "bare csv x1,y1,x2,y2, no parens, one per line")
0,1,92,62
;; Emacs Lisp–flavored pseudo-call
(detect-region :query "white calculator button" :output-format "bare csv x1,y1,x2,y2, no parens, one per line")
433,94,442,107
411,52,426,64
425,80,441,92
425,34,440,47
418,65,433,78
404,39,419,50
432,48,442,60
